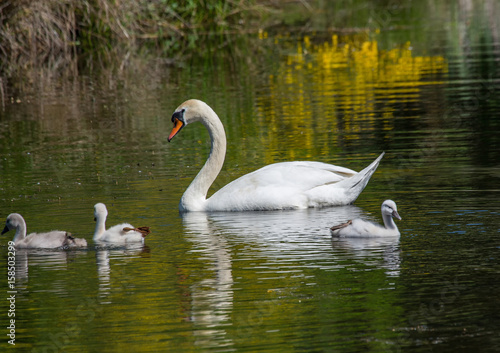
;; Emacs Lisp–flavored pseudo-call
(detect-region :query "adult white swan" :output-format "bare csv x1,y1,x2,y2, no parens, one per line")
93,203,150,244
168,99,385,212
330,200,402,237
2,213,87,248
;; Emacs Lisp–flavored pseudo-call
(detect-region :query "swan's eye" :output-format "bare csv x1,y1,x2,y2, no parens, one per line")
171,109,185,123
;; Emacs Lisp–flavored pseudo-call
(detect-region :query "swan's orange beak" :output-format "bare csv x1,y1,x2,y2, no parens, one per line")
168,118,184,142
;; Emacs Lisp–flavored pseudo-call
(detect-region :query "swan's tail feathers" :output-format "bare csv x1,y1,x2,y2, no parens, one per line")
123,226,151,238
337,152,385,204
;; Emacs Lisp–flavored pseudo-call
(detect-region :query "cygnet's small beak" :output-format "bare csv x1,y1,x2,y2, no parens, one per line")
392,210,402,220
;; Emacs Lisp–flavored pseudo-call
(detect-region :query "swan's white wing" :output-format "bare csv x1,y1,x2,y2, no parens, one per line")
330,219,353,236
206,161,357,211
16,231,69,248
99,223,144,243
348,219,387,236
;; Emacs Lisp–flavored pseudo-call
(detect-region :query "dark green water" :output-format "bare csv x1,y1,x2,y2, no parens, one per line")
1,1,500,352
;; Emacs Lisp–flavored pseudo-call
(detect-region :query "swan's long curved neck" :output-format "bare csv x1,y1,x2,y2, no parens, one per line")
94,216,107,240
382,214,398,230
180,107,227,211
13,221,27,243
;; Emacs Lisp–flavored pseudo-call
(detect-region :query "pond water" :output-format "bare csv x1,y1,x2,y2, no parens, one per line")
1,1,500,352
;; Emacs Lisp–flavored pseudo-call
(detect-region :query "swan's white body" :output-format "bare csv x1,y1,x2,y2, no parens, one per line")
168,99,384,212
2,213,87,248
93,203,149,244
330,200,402,237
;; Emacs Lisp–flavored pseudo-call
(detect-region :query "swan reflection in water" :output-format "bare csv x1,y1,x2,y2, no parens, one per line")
181,212,234,349
12,249,87,293
95,244,149,304
331,236,401,277
183,206,365,256
181,206,401,345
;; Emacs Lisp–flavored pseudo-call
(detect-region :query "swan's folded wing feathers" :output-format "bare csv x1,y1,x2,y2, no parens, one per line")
275,162,357,185
220,161,356,191
17,231,68,248
98,223,147,243
330,219,352,231
123,226,150,237
208,161,360,211
350,219,386,236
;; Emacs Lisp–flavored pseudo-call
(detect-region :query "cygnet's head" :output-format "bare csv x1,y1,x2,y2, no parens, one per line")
2,213,26,235
381,200,401,220
94,203,108,221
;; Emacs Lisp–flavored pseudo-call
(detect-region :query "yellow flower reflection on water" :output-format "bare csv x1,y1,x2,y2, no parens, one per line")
256,34,448,162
